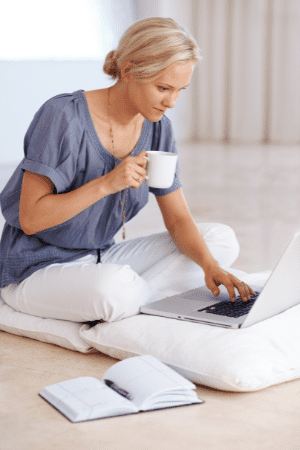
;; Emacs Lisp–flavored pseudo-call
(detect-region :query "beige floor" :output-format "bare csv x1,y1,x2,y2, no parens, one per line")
1,143,300,449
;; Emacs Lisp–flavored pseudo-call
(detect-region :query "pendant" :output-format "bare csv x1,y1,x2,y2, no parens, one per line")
122,226,126,240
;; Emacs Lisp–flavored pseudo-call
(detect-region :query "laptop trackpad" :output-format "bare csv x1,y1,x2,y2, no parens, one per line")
180,284,262,311
180,285,232,305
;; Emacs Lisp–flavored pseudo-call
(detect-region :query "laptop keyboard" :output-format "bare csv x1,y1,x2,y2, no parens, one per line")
198,292,260,318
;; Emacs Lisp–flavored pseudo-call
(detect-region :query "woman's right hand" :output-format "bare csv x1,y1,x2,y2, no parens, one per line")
101,151,148,195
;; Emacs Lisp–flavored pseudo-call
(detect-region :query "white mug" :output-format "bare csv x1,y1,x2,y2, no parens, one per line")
145,151,178,189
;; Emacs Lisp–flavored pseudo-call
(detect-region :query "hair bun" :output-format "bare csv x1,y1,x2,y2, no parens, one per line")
103,50,119,79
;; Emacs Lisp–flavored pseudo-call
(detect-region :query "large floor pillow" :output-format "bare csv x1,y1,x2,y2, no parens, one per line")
80,305,300,392
1,269,300,392
79,271,300,392
0,296,93,353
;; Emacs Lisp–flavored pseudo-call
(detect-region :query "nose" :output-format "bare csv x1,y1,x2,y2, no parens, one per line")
163,99,175,109
162,92,177,109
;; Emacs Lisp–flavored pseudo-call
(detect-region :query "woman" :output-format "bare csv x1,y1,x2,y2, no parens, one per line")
0,17,255,322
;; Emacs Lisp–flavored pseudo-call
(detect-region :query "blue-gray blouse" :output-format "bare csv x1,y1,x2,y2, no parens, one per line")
0,90,182,288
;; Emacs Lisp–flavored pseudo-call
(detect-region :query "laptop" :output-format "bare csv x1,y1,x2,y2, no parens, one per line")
140,230,300,329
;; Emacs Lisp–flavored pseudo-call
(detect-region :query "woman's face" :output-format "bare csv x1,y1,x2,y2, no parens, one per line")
125,60,194,122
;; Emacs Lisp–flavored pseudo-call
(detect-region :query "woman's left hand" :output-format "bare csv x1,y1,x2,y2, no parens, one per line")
204,264,256,303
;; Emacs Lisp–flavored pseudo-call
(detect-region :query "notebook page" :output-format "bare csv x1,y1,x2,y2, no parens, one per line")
40,377,136,422
143,390,201,411
102,355,198,410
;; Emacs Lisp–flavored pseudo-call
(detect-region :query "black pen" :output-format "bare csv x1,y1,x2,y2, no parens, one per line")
104,379,132,400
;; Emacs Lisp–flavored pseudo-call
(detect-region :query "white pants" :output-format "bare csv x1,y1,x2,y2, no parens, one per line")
1,223,239,323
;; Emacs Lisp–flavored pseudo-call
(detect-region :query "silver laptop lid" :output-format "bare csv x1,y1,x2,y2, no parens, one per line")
241,230,300,327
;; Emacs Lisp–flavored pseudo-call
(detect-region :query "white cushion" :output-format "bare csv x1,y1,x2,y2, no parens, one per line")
0,296,92,353
2,270,300,392
79,271,300,392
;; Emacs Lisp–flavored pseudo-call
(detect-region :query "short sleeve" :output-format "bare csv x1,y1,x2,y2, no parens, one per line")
149,116,183,197
20,93,83,193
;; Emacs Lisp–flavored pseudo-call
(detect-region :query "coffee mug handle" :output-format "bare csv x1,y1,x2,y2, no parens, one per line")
144,155,149,173
144,154,149,180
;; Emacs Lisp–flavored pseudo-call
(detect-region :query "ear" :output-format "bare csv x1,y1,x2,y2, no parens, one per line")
121,61,132,82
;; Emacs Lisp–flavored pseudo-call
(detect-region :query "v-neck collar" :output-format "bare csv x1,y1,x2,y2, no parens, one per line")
76,89,151,164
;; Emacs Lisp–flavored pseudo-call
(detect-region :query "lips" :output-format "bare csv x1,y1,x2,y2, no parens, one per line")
155,108,166,113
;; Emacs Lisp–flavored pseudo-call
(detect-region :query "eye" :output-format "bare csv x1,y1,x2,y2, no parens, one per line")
158,86,187,92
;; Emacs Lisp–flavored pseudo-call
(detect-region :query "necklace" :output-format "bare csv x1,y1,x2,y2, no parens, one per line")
107,87,130,240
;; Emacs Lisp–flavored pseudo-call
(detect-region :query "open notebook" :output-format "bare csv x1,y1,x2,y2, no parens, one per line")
39,355,203,422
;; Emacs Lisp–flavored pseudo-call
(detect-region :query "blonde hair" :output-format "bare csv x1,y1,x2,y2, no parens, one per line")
103,17,201,81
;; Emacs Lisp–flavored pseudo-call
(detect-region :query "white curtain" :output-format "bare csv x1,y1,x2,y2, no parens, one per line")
135,0,300,145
